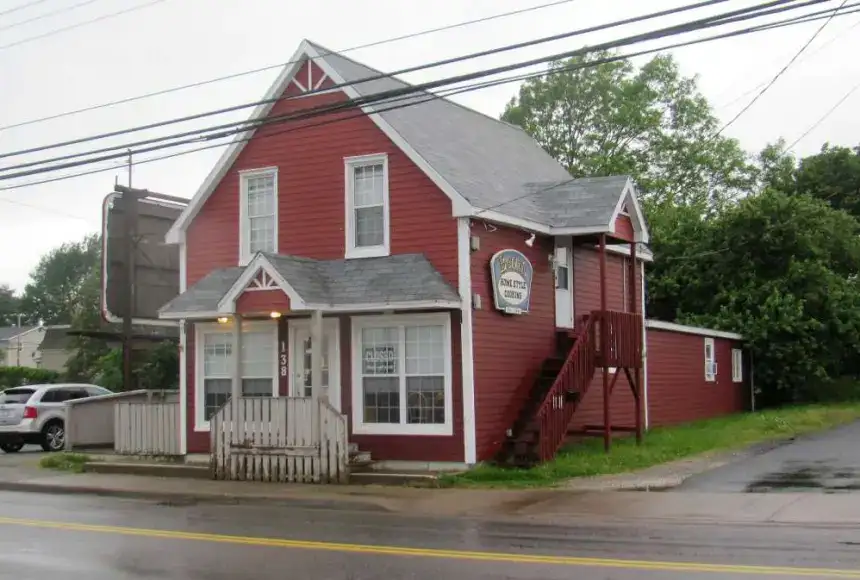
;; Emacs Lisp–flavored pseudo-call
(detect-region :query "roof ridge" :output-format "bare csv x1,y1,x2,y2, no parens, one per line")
304,39,531,134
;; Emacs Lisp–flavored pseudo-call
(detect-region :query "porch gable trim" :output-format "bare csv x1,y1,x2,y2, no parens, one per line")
217,253,308,313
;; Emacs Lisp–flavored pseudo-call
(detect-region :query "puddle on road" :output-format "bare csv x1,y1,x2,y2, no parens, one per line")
745,464,860,493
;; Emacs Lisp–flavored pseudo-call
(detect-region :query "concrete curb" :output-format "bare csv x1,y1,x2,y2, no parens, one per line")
0,480,392,512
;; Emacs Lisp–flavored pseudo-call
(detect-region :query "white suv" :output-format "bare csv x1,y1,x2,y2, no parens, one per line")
0,383,111,453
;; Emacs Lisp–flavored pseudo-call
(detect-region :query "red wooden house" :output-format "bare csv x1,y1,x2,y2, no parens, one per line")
158,40,750,472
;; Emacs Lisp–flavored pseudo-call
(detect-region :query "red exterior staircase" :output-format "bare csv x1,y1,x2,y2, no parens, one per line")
496,315,598,467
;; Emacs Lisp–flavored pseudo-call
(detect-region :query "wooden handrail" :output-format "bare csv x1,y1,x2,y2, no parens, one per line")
535,316,598,462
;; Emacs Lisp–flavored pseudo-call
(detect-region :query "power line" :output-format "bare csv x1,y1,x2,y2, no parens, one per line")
0,0,818,174
0,0,581,132
715,0,848,135
0,1,843,193
0,0,168,51
785,78,860,150
0,0,105,33
0,0,51,18
0,0,748,161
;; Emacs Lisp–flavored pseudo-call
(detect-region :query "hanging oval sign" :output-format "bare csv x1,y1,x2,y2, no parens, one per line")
490,249,533,315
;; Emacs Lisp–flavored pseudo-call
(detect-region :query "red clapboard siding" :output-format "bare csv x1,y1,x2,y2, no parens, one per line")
183,83,460,452
470,221,556,461
571,246,639,428
235,291,291,315
186,87,458,288
614,214,635,242
646,329,746,427
341,313,465,462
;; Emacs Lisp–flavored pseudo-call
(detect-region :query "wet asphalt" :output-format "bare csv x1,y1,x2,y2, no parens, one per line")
675,420,860,493
0,489,859,578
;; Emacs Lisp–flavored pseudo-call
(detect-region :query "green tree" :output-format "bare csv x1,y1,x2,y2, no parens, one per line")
0,285,19,327
64,261,111,383
676,190,860,406
19,234,100,325
501,51,755,208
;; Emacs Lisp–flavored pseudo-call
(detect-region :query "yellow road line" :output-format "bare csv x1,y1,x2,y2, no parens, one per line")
0,515,856,577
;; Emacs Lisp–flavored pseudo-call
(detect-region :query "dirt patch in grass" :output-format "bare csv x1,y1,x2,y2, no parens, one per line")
443,403,860,488
39,453,91,473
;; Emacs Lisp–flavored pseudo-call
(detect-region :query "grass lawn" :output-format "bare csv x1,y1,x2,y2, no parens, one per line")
39,453,91,473
442,403,860,488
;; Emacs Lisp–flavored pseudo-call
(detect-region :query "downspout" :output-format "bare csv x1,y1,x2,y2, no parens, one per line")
750,350,756,412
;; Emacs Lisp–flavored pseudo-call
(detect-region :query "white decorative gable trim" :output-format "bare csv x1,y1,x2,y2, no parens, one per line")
217,254,307,313
246,269,280,291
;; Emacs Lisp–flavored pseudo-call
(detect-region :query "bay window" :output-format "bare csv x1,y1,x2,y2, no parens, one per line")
351,313,452,435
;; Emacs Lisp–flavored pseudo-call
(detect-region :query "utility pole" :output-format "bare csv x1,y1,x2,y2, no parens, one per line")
122,190,138,391
127,149,133,187
15,313,21,366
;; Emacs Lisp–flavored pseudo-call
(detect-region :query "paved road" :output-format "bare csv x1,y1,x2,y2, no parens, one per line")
676,420,860,493
0,490,859,578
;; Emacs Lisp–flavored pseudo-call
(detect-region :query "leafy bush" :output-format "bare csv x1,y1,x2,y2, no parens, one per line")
0,366,61,388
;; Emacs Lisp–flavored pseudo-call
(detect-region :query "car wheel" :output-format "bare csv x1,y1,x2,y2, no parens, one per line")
40,421,65,452
0,441,24,453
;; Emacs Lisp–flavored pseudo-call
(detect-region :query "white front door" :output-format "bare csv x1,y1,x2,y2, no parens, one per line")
554,237,574,328
290,320,341,411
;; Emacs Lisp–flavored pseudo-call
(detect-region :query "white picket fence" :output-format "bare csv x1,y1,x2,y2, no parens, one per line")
114,401,181,456
210,397,348,484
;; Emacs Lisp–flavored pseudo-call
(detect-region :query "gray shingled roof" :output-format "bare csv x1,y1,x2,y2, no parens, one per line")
159,253,460,316
311,41,630,229
159,267,243,316
0,326,37,342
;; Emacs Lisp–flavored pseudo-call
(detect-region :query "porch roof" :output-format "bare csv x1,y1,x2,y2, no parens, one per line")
158,253,461,318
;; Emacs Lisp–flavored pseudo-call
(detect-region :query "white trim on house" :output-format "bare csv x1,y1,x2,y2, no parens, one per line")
217,253,307,313
646,319,743,341
350,312,454,437
457,218,477,464
704,337,717,382
609,178,650,244
160,299,463,321
194,319,279,432
732,348,743,383
604,244,654,262
179,320,187,454
238,166,279,265
344,153,391,259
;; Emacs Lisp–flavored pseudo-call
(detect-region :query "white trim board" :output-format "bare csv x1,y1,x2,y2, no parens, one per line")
457,217,477,465
646,319,743,341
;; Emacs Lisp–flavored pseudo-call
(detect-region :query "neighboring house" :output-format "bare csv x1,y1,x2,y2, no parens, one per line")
0,326,45,369
37,325,74,373
157,40,750,468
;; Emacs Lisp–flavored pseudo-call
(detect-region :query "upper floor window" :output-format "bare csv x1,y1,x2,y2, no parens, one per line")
345,154,389,259
240,167,278,263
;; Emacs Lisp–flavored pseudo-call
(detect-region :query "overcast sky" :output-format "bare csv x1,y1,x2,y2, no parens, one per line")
0,0,857,293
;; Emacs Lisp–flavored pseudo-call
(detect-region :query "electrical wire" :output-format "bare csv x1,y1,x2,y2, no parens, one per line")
784,78,860,150
0,0,105,33
0,0,581,132
0,0,51,18
0,0,168,51
0,0,755,161
0,2,846,192
715,0,849,135
0,0,823,176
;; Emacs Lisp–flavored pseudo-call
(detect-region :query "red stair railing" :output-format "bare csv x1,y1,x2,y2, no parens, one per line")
535,316,598,462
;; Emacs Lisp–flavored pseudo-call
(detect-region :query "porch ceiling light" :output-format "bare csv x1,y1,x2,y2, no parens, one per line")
217,317,229,324
270,311,282,319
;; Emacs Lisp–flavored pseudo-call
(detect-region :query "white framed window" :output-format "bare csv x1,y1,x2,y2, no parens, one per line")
239,167,278,264
344,154,390,259
195,320,278,431
704,337,717,382
732,348,743,383
351,313,452,436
